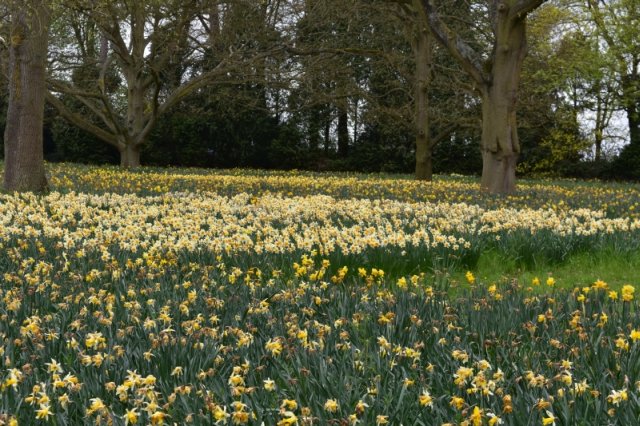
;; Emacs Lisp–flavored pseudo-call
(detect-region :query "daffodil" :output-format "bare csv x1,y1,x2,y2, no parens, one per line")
542,411,556,426
263,378,276,391
375,415,389,425
465,271,476,285
622,285,635,302
35,404,53,420
324,399,339,413
419,390,433,407
124,408,139,425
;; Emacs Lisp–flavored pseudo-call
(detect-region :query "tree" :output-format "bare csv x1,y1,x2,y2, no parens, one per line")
514,5,591,175
3,0,50,191
419,0,546,193
0,57,7,160
555,30,617,163
586,0,640,177
411,6,436,180
0,5,7,156
47,0,284,167
391,0,464,180
286,0,367,164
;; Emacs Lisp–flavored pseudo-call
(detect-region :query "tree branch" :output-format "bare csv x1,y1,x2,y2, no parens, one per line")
429,122,458,148
510,0,547,20
157,46,286,116
46,92,120,148
48,79,121,135
586,0,625,66
420,0,487,87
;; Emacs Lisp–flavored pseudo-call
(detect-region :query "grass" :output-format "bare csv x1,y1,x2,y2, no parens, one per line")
451,249,640,291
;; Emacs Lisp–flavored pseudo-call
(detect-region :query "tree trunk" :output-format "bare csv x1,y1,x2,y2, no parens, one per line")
324,119,331,155
420,0,544,193
479,12,527,194
594,90,603,162
627,111,640,146
3,1,50,192
414,24,433,181
415,142,433,181
120,144,141,168
480,90,519,193
353,98,359,144
118,3,146,169
337,105,350,156
127,77,146,143
626,103,640,148
594,130,603,162
121,68,145,168
592,79,613,163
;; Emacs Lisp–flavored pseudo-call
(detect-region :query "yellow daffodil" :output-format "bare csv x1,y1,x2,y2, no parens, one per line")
263,378,276,391
324,399,339,413
542,410,556,426
622,285,635,302
35,404,53,420
419,390,433,407
124,408,139,425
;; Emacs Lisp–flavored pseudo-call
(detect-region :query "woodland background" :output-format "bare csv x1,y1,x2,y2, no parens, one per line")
1,0,639,180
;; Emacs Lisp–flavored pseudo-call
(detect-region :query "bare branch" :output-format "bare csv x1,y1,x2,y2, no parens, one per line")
429,122,458,148
510,0,547,20
46,91,120,148
420,0,487,87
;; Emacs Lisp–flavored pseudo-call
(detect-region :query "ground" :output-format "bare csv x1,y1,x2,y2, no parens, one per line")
0,164,639,425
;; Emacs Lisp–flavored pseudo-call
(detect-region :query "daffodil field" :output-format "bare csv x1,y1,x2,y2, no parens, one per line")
1,164,640,425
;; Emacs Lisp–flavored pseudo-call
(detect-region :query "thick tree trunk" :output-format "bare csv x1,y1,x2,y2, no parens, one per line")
627,105,640,148
480,90,519,193
420,0,543,193
415,144,433,181
121,68,146,168
414,25,433,181
117,3,146,170
479,13,527,194
120,144,141,168
620,61,639,148
127,79,145,142
3,1,49,192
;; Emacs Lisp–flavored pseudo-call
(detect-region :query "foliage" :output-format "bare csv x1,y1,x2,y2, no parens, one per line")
432,131,482,176
614,143,640,181
144,96,284,170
